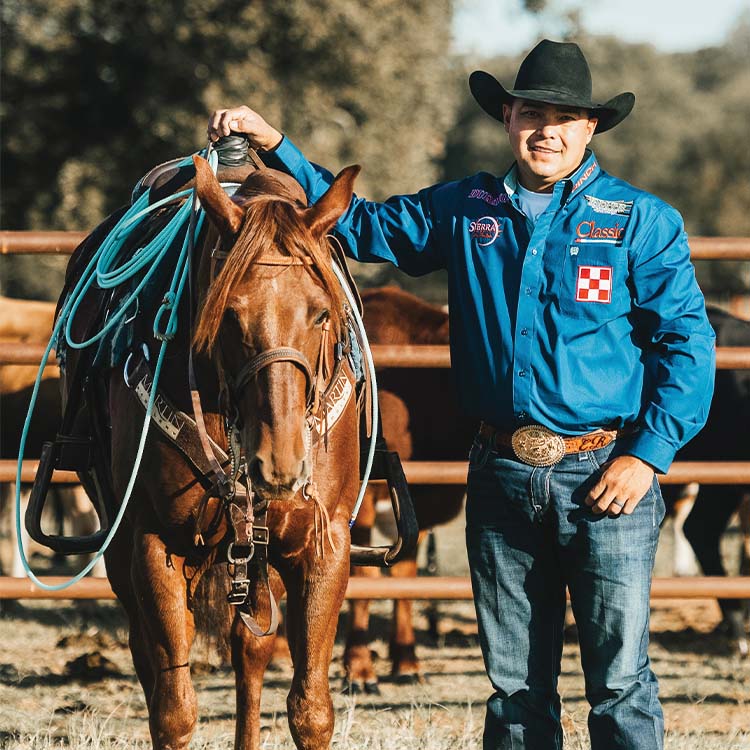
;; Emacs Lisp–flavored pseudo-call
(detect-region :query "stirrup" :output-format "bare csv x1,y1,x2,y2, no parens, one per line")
26,436,116,555
349,448,419,567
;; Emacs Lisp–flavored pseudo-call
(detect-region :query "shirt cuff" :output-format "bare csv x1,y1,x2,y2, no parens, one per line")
623,429,676,475
260,135,304,173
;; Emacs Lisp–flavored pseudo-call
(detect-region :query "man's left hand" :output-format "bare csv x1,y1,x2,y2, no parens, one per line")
585,455,655,516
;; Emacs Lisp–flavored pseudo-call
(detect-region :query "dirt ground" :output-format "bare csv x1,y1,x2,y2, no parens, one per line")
0,514,748,749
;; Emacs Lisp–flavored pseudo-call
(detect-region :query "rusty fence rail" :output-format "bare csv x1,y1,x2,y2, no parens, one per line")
4,459,750,486
4,342,750,370
1,575,749,600
3,231,750,259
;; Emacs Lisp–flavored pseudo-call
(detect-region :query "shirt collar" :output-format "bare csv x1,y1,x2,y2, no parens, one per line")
502,150,600,207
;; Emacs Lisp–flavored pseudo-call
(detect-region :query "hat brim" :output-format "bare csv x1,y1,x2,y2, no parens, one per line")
469,70,634,134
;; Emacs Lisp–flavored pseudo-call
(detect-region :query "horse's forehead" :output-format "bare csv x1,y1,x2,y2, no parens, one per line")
234,168,308,205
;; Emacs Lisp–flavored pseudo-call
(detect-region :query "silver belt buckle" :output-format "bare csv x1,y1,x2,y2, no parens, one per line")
511,425,566,466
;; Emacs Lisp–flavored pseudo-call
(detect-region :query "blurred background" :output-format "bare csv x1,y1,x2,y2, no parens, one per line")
1,0,749,304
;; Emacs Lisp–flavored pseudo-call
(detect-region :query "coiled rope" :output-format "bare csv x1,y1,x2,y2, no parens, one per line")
15,147,222,591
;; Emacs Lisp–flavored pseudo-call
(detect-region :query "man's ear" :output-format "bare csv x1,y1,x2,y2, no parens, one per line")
502,103,513,132
586,116,598,143
304,165,361,238
193,155,244,240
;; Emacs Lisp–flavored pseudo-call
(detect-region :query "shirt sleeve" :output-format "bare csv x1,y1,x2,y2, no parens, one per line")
625,208,716,473
261,136,447,276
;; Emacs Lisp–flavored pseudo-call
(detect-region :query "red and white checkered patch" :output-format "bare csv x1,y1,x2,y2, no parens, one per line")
575,265,612,303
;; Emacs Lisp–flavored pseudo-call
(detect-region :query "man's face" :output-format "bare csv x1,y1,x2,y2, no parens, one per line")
503,99,597,192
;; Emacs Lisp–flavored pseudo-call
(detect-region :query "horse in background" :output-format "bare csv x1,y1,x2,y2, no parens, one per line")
63,157,362,749
663,305,750,655
344,286,475,691
0,296,102,582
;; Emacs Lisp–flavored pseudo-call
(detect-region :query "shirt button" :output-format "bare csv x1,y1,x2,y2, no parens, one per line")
531,248,538,255
518,369,527,377
517,411,527,420
525,287,532,295
521,328,528,336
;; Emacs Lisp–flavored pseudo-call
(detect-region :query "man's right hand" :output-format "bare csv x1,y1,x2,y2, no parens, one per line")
207,106,283,151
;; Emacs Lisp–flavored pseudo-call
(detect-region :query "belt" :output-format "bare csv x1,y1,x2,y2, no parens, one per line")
479,422,630,467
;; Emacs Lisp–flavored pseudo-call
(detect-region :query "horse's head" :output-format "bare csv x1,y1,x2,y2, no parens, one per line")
192,156,360,500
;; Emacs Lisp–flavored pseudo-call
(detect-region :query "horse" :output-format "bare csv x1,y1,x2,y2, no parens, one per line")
663,305,750,654
0,296,103,582
344,286,475,691
61,155,363,749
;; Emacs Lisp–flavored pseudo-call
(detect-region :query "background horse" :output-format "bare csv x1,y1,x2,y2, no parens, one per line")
344,287,475,690
64,157,362,750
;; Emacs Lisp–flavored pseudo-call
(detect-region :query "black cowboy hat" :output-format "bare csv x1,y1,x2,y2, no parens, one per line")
469,39,634,134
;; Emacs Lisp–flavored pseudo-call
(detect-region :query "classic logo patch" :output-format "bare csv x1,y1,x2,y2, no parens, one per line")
584,194,633,216
469,216,502,246
575,220,626,244
575,265,612,303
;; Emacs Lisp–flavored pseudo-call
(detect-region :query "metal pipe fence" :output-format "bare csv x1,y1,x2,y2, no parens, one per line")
2,232,750,602
1,575,749,600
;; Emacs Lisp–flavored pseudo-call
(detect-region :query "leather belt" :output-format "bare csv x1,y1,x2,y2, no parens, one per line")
479,422,629,467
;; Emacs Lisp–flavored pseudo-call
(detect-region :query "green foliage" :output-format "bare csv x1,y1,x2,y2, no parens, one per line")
0,0,454,233
0,0,454,297
1,2,749,301
441,22,750,240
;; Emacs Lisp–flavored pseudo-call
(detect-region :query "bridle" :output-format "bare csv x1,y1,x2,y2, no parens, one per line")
209,248,345,431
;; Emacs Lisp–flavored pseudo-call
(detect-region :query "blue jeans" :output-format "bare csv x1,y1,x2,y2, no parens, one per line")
465,435,665,750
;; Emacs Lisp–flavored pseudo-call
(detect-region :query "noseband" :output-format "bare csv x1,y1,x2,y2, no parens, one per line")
224,346,315,417
210,249,341,426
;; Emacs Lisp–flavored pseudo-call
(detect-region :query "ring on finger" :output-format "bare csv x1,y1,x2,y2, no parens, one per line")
610,499,624,509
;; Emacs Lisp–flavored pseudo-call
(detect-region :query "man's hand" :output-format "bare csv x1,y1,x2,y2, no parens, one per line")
207,106,283,151
585,455,655,516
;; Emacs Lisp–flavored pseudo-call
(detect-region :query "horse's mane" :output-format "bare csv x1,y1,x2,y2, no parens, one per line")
193,192,346,352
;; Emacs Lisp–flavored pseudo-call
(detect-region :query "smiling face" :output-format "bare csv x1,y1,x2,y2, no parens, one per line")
503,99,597,193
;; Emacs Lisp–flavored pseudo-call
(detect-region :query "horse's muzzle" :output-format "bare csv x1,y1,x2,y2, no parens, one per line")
247,455,310,500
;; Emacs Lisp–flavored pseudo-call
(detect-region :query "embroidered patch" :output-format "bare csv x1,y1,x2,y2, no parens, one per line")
312,373,353,435
575,266,612,303
584,194,633,216
469,216,502,246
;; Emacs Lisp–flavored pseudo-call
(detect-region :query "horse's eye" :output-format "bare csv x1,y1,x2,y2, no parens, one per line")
314,309,330,326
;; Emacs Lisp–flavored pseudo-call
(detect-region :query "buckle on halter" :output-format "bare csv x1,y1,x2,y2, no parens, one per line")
227,579,251,605
252,526,269,546
227,541,254,564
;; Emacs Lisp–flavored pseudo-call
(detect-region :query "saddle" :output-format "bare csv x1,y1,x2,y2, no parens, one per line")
27,137,417,572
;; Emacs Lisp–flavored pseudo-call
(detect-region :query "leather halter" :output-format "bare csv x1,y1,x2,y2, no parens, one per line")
209,247,332,422
225,347,315,415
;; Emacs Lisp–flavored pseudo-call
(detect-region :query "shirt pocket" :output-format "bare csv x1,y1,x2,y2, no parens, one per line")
558,245,630,320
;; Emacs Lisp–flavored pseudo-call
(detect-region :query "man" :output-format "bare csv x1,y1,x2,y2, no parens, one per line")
208,39,715,750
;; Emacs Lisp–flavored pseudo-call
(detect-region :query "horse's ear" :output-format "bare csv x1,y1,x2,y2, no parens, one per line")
304,165,361,237
193,155,244,239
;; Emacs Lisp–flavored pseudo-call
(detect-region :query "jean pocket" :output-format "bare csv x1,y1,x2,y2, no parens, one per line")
468,438,490,473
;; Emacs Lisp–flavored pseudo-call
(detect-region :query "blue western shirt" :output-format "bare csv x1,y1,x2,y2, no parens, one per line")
263,138,715,473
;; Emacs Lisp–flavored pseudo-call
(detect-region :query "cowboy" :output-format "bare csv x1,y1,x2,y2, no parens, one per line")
208,39,715,750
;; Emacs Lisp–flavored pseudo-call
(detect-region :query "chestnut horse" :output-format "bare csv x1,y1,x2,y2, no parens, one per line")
69,157,362,749
344,287,475,690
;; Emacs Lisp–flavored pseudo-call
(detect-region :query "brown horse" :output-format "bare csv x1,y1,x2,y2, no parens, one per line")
344,287,475,690
67,156,362,749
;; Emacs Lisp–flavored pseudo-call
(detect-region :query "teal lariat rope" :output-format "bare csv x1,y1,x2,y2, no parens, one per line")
14,146,223,591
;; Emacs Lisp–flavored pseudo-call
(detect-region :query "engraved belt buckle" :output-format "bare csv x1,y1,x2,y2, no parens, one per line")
511,425,566,466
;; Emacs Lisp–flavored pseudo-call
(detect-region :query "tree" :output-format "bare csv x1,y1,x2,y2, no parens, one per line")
1,0,455,297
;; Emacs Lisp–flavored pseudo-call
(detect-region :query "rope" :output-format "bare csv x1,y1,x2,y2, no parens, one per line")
14,147,225,591
329,258,379,527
